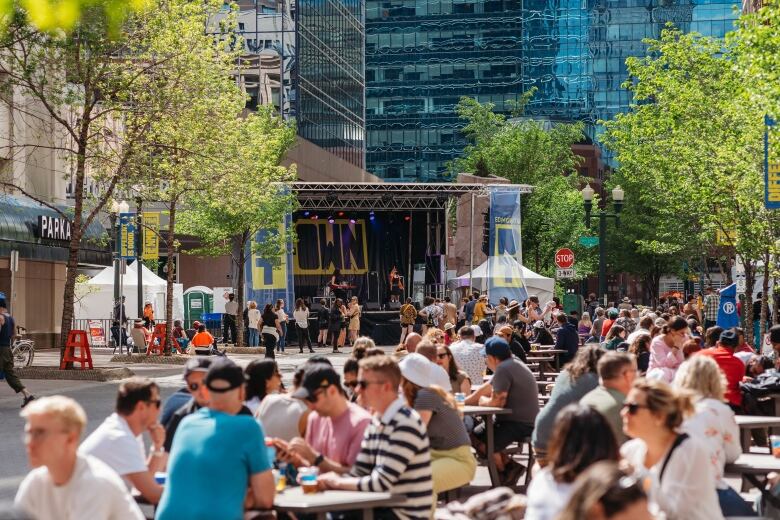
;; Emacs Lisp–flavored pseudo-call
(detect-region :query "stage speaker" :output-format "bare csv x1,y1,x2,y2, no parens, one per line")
388,301,401,311
365,302,380,311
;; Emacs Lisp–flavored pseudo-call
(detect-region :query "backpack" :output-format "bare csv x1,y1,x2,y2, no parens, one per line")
740,369,780,397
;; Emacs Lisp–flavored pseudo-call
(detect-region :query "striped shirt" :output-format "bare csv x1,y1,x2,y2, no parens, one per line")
350,397,433,520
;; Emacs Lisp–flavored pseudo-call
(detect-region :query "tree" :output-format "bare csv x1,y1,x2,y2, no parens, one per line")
124,0,247,351
0,6,184,357
601,28,780,344
176,107,297,348
451,93,597,283
1,0,149,35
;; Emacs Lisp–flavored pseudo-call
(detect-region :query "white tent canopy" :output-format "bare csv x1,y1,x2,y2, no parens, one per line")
75,262,183,321
447,259,555,305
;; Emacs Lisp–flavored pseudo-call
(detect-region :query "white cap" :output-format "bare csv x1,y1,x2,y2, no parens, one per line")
471,325,483,337
398,353,435,388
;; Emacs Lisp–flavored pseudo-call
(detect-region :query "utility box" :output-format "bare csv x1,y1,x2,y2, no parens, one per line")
563,293,584,316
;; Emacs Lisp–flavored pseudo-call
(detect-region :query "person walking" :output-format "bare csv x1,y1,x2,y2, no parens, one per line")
0,293,35,407
317,298,330,349
399,297,417,344
703,286,720,330
275,299,288,352
223,293,238,345
247,301,261,347
261,304,282,358
294,298,315,353
348,296,361,346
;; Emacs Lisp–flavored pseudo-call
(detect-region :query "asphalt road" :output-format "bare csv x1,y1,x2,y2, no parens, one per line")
0,348,357,509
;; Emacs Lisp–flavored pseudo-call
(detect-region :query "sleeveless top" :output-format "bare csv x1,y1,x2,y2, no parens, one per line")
0,312,15,347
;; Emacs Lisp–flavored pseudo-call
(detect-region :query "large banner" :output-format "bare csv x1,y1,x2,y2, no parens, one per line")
717,283,739,329
293,218,369,275
486,187,528,305
244,215,295,308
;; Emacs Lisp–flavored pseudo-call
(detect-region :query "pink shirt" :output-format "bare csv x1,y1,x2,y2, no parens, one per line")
305,401,372,466
647,335,684,382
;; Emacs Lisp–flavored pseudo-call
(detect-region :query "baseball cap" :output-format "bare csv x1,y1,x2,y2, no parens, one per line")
398,353,434,389
771,325,780,344
204,358,245,393
471,324,483,337
292,364,341,400
532,320,545,329
608,309,619,319
719,328,739,348
183,357,212,379
480,336,511,357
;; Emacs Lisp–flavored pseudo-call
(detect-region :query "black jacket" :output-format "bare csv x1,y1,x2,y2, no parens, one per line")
555,322,580,364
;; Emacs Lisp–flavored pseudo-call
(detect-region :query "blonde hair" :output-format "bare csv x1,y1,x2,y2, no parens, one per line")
20,395,87,436
672,356,726,401
248,301,257,309
425,328,444,343
632,378,694,430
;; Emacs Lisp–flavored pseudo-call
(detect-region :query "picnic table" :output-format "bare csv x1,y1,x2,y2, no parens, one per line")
735,415,780,453
462,405,512,487
273,488,399,519
725,453,780,504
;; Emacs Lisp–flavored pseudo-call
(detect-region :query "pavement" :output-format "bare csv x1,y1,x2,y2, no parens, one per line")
0,345,367,508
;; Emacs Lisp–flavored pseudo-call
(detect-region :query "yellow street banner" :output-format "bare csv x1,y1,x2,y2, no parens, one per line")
142,211,159,260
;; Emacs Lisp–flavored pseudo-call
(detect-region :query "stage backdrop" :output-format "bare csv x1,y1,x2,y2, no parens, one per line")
244,217,296,309
486,186,529,305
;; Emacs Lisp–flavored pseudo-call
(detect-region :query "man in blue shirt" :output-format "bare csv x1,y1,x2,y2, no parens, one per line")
156,358,274,520
464,292,479,326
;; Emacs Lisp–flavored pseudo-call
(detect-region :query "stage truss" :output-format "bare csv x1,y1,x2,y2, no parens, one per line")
292,182,534,211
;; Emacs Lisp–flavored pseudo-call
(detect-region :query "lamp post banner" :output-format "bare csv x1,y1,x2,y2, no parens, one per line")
716,283,739,329
244,214,295,309
486,186,528,305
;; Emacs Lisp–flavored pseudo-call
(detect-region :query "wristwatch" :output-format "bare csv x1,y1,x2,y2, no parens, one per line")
313,453,324,466
150,446,166,457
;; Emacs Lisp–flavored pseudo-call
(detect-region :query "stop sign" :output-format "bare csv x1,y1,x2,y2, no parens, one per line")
555,248,575,269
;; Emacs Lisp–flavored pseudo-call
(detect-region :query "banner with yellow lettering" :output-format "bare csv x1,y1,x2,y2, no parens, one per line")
486,187,528,304
142,211,160,260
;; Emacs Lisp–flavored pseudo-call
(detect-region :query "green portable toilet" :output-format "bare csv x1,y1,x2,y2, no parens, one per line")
563,293,584,316
184,286,214,325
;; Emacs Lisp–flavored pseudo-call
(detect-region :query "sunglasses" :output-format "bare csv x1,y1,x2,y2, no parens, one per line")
622,402,649,415
344,381,358,388
356,379,386,389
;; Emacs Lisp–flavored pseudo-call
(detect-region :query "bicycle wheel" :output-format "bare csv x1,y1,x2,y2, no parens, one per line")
13,342,34,368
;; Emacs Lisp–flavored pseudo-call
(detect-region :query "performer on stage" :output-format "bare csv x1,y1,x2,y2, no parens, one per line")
330,268,348,301
389,266,403,303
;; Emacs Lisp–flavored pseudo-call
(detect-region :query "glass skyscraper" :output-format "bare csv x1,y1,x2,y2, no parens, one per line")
365,0,741,181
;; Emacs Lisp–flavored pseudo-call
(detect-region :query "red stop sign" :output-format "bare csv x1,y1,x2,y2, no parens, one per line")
555,248,575,268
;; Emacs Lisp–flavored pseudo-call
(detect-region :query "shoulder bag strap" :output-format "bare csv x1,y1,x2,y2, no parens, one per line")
659,433,689,483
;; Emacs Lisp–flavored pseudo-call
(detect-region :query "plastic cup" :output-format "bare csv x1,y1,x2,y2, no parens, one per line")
154,472,167,485
771,436,780,458
299,467,319,494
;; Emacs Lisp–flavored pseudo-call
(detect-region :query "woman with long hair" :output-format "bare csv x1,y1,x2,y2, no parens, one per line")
327,298,343,354
628,335,651,374
261,303,282,359
603,325,626,351
646,316,688,382
533,346,605,464
347,296,361,346
244,359,282,414
398,353,476,495
435,344,471,394
620,378,723,520
274,299,288,353
578,312,593,335
293,298,314,354
350,336,376,360
673,356,752,516
556,461,652,520
526,404,620,520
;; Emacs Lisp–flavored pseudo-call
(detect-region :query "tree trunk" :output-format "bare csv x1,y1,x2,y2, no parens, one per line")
743,257,756,347
761,249,771,348
164,201,177,354
234,229,249,348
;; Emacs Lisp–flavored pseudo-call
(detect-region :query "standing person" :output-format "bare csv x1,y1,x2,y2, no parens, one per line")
328,299,344,354
15,396,145,520
620,379,723,520
618,297,632,311
247,301,261,347
473,294,489,324
330,268,347,301
261,303,281,359
113,296,128,326
703,286,720,330
443,296,458,328
338,299,349,350
646,316,687,383
580,352,637,445
684,295,701,322
143,301,155,329
586,293,599,321
156,358,275,519
79,378,166,504
464,292,478,326
294,298,315,353
348,296,362,346
223,293,238,345
389,266,404,303
0,293,35,407
399,297,417,344
614,309,636,335
275,299,288,353
317,298,330,349
316,356,434,519
420,296,444,334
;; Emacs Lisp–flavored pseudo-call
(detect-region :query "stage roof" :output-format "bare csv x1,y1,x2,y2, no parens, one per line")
292,182,534,211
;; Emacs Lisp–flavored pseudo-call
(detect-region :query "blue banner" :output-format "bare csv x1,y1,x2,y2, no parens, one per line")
486,187,528,305
118,213,137,259
717,283,739,329
244,212,295,310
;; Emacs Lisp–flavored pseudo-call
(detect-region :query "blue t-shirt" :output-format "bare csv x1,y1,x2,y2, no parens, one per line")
156,408,272,520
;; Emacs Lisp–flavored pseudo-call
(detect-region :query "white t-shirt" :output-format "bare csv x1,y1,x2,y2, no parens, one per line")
247,308,262,329
621,436,724,520
256,394,308,441
293,308,310,328
15,454,145,520
79,413,147,489
680,398,741,489
525,466,574,520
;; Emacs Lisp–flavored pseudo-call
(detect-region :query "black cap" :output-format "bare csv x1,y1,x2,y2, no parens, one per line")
204,358,245,393
770,325,780,344
183,357,213,380
292,364,341,400
719,329,739,348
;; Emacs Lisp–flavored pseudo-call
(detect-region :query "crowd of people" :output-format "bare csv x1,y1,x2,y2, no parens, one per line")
10,286,780,520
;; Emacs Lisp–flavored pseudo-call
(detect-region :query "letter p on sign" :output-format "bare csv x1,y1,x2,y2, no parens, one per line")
555,248,575,269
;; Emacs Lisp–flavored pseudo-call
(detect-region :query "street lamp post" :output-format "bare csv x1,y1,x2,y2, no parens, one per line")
110,200,130,325
581,184,624,305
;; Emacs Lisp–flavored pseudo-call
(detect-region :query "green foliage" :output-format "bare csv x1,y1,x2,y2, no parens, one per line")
3,0,150,36
451,93,596,283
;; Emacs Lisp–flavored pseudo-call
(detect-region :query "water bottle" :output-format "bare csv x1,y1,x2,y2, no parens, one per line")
455,392,466,410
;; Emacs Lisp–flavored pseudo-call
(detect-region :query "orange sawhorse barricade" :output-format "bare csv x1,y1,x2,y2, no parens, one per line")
147,323,168,355
60,330,93,369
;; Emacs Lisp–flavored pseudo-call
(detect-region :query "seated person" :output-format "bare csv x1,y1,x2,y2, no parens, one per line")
466,337,539,486
130,320,151,350
190,324,215,350
172,320,189,353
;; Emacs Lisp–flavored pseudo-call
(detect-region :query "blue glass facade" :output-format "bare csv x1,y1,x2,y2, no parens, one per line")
365,0,740,181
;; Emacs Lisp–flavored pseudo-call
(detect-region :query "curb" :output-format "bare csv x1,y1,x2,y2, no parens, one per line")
222,347,265,355
17,366,135,381
110,354,190,365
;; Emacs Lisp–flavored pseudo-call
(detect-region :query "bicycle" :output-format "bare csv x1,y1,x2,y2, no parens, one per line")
12,325,35,368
